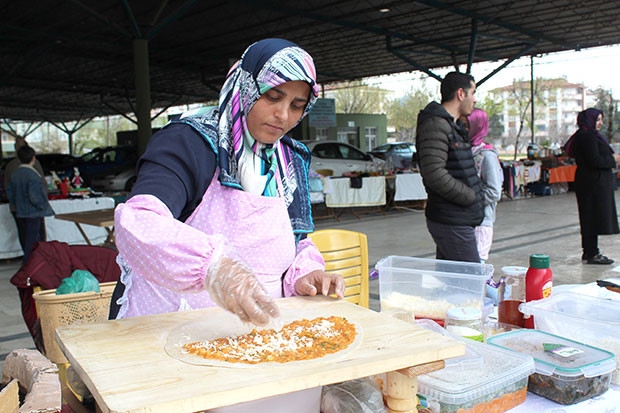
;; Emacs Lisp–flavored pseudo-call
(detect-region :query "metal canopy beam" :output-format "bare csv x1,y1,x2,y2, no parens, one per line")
0,0,619,127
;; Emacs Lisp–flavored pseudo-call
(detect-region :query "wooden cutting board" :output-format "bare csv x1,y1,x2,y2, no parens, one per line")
56,295,465,413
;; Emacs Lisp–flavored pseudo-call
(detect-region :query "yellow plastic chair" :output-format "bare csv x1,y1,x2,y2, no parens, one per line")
308,229,369,308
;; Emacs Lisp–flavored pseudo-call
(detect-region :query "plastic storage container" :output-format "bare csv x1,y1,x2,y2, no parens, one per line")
414,320,534,413
519,291,620,385
377,256,493,325
488,329,615,404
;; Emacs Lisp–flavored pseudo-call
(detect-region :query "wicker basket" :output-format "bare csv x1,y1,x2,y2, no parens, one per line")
32,281,117,364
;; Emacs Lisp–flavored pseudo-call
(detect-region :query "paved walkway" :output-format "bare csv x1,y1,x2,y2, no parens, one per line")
2,190,620,372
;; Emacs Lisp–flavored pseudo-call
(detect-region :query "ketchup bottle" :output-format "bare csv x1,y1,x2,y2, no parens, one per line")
524,254,553,328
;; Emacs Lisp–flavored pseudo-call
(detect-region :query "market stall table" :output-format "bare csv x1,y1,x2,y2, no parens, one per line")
325,176,386,218
55,296,466,413
0,197,115,259
54,208,115,246
546,164,577,184
385,173,427,211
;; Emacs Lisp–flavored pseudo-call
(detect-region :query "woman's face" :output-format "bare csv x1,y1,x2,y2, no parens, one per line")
596,114,603,131
247,80,311,144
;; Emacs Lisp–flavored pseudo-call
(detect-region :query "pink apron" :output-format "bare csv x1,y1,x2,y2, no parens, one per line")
116,173,296,318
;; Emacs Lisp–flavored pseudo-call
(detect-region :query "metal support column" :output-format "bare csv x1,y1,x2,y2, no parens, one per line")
133,38,152,156
530,55,535,143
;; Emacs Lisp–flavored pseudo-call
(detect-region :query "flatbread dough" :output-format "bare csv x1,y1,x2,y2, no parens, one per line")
165,307,362,368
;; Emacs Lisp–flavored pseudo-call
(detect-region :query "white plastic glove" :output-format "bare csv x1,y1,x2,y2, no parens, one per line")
206,253,280,326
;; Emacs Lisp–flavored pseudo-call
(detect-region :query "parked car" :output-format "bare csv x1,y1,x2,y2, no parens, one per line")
368,142,417,170
91,165,137,192
64,145,139,188
300,140,384,176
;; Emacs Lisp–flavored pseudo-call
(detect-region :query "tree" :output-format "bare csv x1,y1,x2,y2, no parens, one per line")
386,86,433,141
477,95,504,144
490,78,560,159
330,80,390,114
593,88,620,143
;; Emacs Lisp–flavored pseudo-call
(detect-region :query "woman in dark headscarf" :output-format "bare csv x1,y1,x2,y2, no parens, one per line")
568,108,620,264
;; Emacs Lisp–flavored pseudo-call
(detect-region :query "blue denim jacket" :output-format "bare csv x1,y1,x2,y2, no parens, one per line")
7,165,55,218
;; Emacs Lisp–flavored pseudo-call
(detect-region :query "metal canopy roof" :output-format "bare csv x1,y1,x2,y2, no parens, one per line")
2,0,619,123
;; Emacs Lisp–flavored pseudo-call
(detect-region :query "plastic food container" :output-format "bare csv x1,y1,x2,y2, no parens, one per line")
488,329,615,404
519,291,620,384
482,320,522,342
414,319,534,413
377,256,493,325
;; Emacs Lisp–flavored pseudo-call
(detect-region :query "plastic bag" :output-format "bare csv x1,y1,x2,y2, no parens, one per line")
321,377,386,413
55,270,100,295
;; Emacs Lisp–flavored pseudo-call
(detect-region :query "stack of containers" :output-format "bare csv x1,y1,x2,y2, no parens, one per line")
488,329,615,405
377,256,493,326
414,319,534,412
519,291,620,385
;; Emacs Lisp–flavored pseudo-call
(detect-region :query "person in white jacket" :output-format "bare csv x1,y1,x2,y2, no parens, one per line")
464,108,503,262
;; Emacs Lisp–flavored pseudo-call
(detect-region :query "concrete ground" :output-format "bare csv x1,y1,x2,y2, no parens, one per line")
2,190,620,374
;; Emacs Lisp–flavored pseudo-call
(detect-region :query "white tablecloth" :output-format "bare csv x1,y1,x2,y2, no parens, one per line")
394,173,427,201
0,197,115,259
509,383,620,412
325,176,386,208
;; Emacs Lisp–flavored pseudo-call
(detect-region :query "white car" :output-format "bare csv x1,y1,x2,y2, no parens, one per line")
300,140,384,177
91,165,137,192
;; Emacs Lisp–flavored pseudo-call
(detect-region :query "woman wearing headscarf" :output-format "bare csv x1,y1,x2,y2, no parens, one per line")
465,108,503,263
567,108,620,264
112,39,345,325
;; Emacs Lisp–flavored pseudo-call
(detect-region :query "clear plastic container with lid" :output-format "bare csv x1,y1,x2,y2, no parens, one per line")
377,256,494,326
415,319,534,413
487,329,615,405
519,291,620,384
445,307,483,342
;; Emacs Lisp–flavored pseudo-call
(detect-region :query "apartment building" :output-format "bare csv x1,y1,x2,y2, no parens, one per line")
488,78,595,147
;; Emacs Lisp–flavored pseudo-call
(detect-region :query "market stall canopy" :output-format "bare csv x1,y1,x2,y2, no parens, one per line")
1,0,620,123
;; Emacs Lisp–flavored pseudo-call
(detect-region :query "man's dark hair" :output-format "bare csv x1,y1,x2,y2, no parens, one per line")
440,72,475,103
17,145,35,164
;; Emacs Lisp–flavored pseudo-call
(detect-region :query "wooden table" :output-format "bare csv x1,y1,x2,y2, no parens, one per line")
54,208,115,246
56,296,465,413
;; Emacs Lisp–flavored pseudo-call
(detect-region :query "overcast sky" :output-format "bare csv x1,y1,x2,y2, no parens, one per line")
368,44,620,100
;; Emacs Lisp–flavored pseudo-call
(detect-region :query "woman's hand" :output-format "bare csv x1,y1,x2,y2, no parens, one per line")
294,270,346,298
206,256,280,326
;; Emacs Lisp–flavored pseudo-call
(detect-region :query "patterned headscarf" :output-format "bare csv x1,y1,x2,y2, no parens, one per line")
467,108,489,147
217,38,319,196
171,38,319,234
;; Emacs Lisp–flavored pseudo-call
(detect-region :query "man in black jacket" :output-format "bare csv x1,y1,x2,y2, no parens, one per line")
416,72,484,262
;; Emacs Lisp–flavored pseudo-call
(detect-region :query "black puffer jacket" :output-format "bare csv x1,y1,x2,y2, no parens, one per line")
416,102,484,226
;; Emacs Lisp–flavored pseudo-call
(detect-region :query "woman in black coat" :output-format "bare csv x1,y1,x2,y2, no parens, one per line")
567,108,620,264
